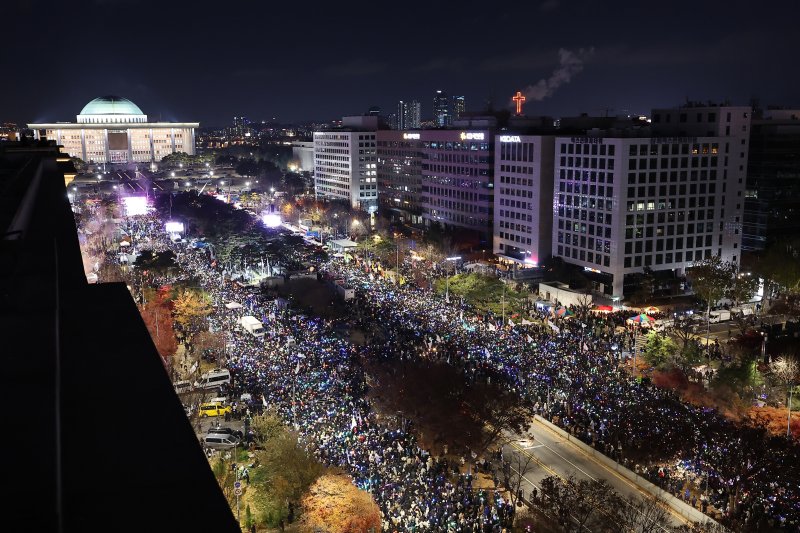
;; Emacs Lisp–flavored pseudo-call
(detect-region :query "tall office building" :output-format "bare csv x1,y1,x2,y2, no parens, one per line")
420,129,494,238
433,90,452,127
493,134,555,267
232,116,249,136
313,116,379,212
397,100,421,130
742,107,800,251
452,95,466,119
551,104,750,298
28,95,198,164
376,130,424,225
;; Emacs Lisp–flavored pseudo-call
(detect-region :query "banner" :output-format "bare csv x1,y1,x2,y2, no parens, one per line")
547,320,560,333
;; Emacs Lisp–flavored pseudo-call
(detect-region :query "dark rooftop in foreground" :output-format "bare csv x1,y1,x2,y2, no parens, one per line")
1,142,238,533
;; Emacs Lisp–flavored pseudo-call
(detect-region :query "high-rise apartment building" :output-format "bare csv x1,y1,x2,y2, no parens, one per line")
552,105,750,298
452,95,465,119
493,134,555,267
313,116,378,211
420,129,494,239
397,100,421,130
433,90,452,127
232,116,249,136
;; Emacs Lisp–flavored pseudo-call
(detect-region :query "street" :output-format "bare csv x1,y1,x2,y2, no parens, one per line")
502,418,690,528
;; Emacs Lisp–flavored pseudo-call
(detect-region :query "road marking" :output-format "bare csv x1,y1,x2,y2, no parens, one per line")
526,419,692,527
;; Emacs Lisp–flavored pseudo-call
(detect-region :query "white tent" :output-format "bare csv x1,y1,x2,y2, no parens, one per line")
224,302,243,309
328,239,358,252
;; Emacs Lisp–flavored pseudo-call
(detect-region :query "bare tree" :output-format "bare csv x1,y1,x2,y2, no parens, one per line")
504,442,538,515
615,492,672,533
770,356,799,437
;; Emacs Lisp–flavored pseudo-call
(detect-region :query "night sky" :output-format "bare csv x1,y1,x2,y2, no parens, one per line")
4,0,798,127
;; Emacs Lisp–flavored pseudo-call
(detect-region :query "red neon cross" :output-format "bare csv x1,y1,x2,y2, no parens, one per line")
512,91,526,115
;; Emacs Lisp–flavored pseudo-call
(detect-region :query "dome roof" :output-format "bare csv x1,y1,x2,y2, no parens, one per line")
79,95,144,116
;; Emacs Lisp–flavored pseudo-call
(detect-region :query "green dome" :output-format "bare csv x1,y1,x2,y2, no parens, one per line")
79,95,144,116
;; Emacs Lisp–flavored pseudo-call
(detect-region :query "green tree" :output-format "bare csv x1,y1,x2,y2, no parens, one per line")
641,331,677,369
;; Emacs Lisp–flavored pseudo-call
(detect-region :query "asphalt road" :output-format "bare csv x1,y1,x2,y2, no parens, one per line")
501,417,689,529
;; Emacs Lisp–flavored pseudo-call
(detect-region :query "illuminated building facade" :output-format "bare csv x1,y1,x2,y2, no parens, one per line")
376,130,424,225
433,90,452,127
313,116,378,211
552,105,750,298
28,96,199,164
397,100,421,130
419,129,494,237
493,134,555,267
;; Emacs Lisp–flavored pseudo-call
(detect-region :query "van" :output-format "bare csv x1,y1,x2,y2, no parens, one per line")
199,402,232,417
203,433,240,450
709,310,731,323
196,368,231,390
173,380,193,394
653,318,673,332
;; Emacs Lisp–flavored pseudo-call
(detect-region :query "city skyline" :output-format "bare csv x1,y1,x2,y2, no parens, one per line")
3,0,799,126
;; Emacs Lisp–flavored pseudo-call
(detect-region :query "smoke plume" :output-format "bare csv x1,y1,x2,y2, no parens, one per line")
519,47,594,102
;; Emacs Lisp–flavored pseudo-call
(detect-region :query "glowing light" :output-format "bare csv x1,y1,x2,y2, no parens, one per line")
512,91,526,115
403,133,420,140
500,135,521,143
165,221,185,233
459,132,484,141
214,194,227,203
262,213,281,228
122,196,149,216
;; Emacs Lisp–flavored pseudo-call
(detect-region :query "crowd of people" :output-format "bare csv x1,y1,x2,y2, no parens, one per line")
121,203,799,531
322,255,800,531
158,233,521,531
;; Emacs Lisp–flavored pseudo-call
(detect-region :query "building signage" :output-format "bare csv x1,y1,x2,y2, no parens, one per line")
403,133,420,140
459,132,485,140
499,135,521,143
570,137,603,144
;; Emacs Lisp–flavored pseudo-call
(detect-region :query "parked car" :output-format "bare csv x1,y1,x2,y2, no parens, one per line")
207,425,243,439
203,433,240,450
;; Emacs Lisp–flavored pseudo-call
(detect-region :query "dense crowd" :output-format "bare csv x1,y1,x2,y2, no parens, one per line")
323,256,800,531
123,204,800,531
159,235,520,531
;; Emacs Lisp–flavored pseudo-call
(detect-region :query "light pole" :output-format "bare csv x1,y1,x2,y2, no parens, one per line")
444,256,460,303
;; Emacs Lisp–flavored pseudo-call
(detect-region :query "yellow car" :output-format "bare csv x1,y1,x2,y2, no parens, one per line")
199,402,232,417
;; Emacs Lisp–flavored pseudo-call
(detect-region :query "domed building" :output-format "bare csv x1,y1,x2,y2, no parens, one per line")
28,95,199,164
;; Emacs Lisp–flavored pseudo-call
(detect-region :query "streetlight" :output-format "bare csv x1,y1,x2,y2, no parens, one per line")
171,171,175,177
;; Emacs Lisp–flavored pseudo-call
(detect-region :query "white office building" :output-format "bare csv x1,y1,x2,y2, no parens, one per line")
493,134,555,267
313,116,378,211
552,105,750,298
